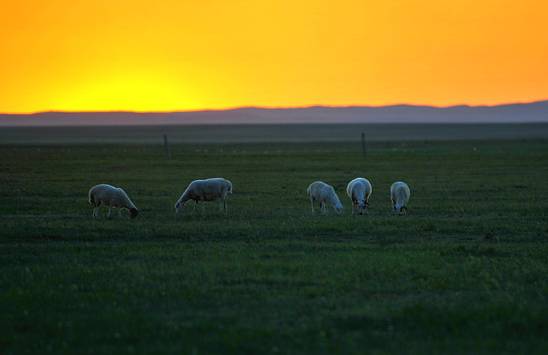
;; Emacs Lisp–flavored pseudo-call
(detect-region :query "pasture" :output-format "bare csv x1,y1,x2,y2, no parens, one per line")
1,124,548,354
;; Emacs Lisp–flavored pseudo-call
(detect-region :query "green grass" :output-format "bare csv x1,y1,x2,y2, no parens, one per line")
1,139,547,354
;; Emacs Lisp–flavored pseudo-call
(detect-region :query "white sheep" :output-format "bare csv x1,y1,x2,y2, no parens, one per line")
390,181,411,214
175,178,233,215
307,181,343,214
346,177,372,215
88,184,139,219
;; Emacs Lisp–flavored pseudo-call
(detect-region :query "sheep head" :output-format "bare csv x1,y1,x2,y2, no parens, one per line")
334,201,344,214
174,201,183,214
129,208,139,219
394,204,407,215
356,200,368,215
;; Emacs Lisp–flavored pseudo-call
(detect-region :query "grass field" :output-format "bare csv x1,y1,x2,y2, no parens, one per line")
1,132,548,354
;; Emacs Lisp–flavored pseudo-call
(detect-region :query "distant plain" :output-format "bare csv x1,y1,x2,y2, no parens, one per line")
2,123,548,144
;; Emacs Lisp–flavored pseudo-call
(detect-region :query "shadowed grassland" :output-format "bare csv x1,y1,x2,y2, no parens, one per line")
0,139,547,354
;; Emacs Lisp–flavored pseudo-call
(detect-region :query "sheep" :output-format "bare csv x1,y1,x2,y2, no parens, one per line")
307,181,343,214
346,177,372,215
175,178,232,215
390,181,411,214
88,184,139,219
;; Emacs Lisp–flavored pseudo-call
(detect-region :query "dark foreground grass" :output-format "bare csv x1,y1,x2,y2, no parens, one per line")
1,140,547,354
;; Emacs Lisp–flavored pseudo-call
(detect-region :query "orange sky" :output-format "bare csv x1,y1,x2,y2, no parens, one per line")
1,0,547,113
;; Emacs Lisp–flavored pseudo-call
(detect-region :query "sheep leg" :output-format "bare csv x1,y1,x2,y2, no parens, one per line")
118,208,123,218
320,201,327,214
107,207,112,219
223,199,227,214
93,207,100,218
310,198,315,213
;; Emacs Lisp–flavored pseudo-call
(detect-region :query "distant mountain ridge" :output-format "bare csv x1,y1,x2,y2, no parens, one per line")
1,100,547,126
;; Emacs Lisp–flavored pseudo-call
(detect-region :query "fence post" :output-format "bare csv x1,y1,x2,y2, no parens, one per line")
361,132,366,158
163,134,172,159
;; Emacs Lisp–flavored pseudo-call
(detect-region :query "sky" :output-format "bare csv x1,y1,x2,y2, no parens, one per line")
0,0,547,113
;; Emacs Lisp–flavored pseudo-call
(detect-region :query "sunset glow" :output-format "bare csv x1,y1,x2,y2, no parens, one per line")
1,0,547,113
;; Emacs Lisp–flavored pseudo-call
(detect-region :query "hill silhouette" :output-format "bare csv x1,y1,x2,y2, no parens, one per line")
1,101,547,126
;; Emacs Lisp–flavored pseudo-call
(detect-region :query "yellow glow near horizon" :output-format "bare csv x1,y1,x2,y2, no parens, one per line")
1,0,547,113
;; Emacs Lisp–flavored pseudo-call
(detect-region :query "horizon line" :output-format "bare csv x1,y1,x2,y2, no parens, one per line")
1,98,547,115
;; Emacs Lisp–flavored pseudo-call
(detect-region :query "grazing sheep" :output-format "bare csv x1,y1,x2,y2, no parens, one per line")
346,177,372,215
390,181,411,214
307,181,343,214
88,184,139,219
175,178,232,215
